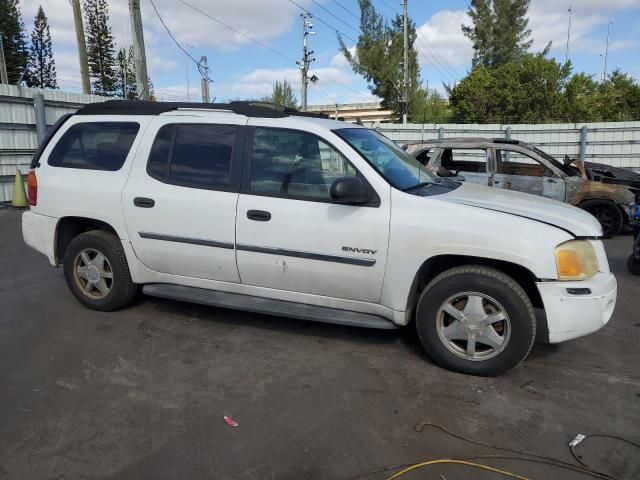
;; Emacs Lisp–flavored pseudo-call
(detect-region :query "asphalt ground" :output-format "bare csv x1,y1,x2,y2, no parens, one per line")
1,207,639,480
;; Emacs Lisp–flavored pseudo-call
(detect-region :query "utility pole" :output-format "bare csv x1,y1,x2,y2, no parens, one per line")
402,0,409,125
128,0,149,100
0,33,8,84
200,56,210,103
297,14,315,111
603,19,613,82
565,4,572,64
185,44,193,101
71,0,90,94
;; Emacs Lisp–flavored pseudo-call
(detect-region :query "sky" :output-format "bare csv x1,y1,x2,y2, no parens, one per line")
19,0,640,105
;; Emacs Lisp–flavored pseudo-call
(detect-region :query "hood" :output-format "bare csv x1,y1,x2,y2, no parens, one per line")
584,161,640,187
438,182,602,237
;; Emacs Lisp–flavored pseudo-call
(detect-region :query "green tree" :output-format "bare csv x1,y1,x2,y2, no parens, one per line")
25,6,56,89
461,0,493,67
0,0,28,83
564,71,600,122
448,55,570,123
83,0,117,96
338,0,422,119
599,71,640,122
115,46,136,99
462,0,532,67
263,79,297,108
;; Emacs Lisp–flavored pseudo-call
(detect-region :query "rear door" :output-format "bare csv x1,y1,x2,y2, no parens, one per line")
437,147,492,186
492,148,566,202
122,115,245,282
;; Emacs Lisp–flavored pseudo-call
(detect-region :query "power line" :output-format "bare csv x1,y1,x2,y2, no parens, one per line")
288,0,358,44
375,0,398,16
176,0,364,100
309,0,361,36
177,0,298,64
416,30,462,80
147,0,214,83
330,0,360,21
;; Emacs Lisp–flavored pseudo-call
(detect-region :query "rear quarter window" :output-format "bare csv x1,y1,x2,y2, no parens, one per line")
48,122,140,171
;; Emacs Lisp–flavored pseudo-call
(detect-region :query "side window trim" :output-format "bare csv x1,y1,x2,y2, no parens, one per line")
145,122,245,193
239,126,380,207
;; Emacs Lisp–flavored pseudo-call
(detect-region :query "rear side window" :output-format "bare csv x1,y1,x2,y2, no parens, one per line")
48,122,139,171
147,124,237,189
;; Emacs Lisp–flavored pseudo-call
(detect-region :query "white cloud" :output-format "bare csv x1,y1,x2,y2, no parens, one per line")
416,10,473,74
330,46,356,68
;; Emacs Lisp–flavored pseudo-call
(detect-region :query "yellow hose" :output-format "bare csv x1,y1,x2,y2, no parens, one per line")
385,458,530,480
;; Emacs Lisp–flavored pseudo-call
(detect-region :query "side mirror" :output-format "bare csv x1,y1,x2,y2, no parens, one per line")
330,177,371,204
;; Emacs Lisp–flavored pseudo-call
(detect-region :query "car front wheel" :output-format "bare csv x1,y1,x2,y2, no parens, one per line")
416,266,536,376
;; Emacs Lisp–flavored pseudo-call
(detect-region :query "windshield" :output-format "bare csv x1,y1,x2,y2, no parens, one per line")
335,128,441,190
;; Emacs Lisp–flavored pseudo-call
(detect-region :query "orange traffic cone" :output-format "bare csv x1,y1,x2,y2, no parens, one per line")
11,170,28,208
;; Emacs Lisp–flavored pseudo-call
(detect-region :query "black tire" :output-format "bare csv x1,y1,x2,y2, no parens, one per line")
416,266,536,376
63,230,138,311
579,199,623,238
628,254,640,275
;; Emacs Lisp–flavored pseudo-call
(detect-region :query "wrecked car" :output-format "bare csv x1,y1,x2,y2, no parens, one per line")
406,138,640,237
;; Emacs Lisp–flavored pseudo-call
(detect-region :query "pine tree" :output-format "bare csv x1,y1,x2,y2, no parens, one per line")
115,46,137,99
263,79,297,108
338,0,422,118
461,0,493,67
0,0,28,83
491,0,532,65
462,0,533,67
26,6,56,89
83,0,117,96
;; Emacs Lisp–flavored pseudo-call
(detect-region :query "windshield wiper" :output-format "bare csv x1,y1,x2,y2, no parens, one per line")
402,182,433,192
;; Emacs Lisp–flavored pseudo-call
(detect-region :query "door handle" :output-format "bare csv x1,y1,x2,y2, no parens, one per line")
247,210,271,221
134,197,155,208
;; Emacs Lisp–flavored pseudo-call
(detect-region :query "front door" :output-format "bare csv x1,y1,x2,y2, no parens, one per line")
122,116,245,282
492,148,566,202
235,125,390,303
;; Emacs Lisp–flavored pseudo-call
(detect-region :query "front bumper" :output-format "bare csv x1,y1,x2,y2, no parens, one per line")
537,272,617,343
22,211,58,266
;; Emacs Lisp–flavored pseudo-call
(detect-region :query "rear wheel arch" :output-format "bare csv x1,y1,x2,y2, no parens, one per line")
55,216,122,265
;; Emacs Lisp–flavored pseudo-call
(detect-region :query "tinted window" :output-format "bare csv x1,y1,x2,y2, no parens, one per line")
147,124,237,189
48,122,139,171
250,128,357,200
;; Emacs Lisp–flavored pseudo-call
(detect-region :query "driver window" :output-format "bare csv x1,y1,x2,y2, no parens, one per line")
249,127,357,200
441,148,488,173
497,150,554,177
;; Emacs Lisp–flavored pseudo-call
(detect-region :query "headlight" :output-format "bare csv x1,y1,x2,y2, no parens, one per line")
555,240,599,281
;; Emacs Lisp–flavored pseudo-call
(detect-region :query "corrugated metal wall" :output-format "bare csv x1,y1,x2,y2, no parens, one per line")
0,85,107,202
371,122,640,169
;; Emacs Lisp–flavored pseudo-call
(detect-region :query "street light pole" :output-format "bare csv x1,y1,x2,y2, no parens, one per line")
565,4,572,64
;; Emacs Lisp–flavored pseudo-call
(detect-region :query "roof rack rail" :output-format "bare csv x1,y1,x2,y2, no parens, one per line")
75,100,329,119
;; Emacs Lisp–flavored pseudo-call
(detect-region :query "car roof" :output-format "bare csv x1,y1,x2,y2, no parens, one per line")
74,100,363,131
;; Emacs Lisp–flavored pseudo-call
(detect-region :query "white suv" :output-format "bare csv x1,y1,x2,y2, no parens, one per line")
22,101,617,376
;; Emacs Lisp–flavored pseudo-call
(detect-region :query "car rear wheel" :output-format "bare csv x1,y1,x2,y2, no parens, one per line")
63,230,138,311
416,266,536,376
579,199,623,238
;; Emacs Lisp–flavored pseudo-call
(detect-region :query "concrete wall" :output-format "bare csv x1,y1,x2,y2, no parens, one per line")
0,84,107,202
369,121,640,169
